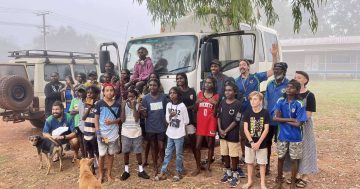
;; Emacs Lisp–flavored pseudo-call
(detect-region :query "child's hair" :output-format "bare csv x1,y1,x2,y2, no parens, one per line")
87,86,100,96
121,69,130,76
105,61,115,70
148,78,160,87
248,91,264,101
169,86,182,103
65,75,75,84
224,82,239,99
295,71,310,86
77,73,87,81
176,72,188,87
128,87,139,98
285,79,301,100
202,76,217,93
137,47,148,56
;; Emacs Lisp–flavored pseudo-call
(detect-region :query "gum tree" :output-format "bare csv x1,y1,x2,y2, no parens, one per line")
135,0,325,33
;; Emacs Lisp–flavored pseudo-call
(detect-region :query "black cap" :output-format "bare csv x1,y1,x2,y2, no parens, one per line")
274,62,288,71
210,59,222,67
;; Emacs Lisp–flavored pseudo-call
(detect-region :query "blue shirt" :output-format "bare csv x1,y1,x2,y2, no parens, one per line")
235,72,268,112
95,99,121,142
43,113,75,135
271,97,307,142
141,93,168,133
265,78,289,125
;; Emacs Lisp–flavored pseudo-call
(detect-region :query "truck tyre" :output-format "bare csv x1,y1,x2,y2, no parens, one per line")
0,75,34,111
29,119,45,129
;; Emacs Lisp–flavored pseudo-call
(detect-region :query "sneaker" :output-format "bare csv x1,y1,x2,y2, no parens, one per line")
220,172,231,183
172,172,182,182
154,173,167,181
120,172,130,181
138,171,150,179
237,167,246,178
230,176,239,188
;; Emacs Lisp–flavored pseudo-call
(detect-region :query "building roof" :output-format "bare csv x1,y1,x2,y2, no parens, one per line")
280,36,360,46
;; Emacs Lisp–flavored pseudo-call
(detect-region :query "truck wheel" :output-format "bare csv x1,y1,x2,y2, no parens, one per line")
0,75,34,111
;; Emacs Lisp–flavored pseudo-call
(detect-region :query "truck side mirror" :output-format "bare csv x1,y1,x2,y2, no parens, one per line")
99,50,110,73
201,42,213,74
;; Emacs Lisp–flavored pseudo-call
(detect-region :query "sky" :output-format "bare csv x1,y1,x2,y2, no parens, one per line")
0,0,159,49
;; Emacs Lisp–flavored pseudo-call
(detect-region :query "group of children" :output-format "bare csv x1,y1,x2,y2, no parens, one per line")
63,70,309,189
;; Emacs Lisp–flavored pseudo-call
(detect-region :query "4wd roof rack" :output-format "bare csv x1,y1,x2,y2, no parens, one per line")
8,50,97,60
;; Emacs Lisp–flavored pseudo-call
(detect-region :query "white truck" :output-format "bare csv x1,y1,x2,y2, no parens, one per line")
119,16,281,93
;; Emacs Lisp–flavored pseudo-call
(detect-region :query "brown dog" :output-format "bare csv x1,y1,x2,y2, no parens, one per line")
78,158,103,189
28,135,63,175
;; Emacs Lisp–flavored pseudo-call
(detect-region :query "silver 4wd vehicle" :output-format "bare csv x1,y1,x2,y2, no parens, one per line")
0,50,99,128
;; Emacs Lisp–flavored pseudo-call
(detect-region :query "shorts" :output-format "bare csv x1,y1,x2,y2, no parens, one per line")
277,141,303,160
220,139,240,157
245,146,268,165
97,137,120,156
266,125,278,144
84,137,99,157
121,135,143,154
185,124,196,135
145,132,166,142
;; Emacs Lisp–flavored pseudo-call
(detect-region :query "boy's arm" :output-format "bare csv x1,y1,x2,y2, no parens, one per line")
223,121,237,134
165,103,171,124
243,122,253,144
82,105,92,121
133,102,140,122
272,110,296,123
182,105,190,126
253,123,269,150
120,100,126,123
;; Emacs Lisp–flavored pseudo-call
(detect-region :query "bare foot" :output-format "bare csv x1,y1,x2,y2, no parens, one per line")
205,169,212,177
107,175,115,183
191,169,201,177
97,175,104,183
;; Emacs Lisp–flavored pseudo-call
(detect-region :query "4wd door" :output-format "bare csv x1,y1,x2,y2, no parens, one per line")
200,31,256,80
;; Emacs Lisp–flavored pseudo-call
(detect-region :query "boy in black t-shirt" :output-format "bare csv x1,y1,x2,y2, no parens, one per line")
243,91,269,189
218,83,242,188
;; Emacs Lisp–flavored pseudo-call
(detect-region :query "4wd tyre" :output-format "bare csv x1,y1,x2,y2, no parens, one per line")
0,75,34,110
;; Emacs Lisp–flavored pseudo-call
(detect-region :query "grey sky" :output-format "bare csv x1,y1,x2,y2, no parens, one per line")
0,0,159,48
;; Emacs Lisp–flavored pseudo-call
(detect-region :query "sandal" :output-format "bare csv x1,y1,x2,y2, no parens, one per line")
296,179,307,188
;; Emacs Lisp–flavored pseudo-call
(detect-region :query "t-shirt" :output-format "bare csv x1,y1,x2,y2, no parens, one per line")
165,102,189,139
265,78,289,126
218,99,242,142
84,104,97,141
235,72,267,112
69,98,81,129
300,91,316,112
243,108,270,149
141,93,168,133
179,88,196,124
95,99,121,142
121,103,142,138
271,97,307,142
43,113,75,135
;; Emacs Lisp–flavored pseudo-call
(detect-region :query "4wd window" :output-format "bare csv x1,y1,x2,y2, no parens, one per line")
44,64,71,81
26,65,35,85
263,32,278,62
73,64,97,77
0,65,28,79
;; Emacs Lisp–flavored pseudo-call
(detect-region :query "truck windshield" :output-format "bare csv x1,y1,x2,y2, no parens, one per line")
123,35,198,74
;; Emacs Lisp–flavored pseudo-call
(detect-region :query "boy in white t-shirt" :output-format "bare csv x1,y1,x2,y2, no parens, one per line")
156,87,189,182
120,89,150,180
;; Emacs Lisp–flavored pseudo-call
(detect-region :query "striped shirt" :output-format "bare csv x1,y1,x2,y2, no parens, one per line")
121,103,141,138
84,106,96,141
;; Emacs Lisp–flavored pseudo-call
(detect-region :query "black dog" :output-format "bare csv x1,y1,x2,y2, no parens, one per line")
28,135,63,175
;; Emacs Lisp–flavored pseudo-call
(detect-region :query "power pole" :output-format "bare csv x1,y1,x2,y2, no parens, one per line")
35,11,50,50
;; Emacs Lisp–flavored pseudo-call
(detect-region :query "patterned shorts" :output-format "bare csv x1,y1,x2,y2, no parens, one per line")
277,141,303,160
